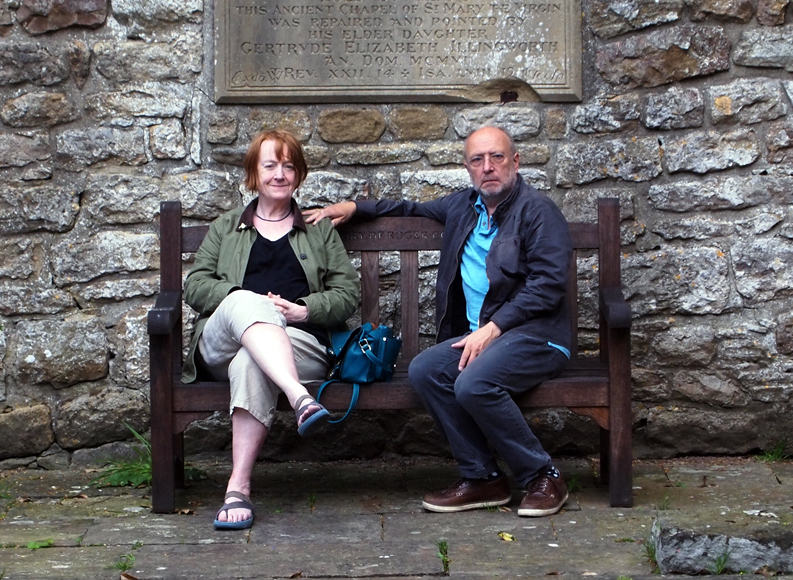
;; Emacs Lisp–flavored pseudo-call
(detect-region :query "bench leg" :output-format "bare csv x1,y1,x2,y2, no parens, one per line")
150,333,176,513
599,427,610,484
174,432,185,489
151,431,185,511
608,328,633,508
151,413,176,513
609,426,632,507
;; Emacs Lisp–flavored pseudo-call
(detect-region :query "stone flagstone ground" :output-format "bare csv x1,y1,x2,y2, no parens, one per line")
1,455,791,579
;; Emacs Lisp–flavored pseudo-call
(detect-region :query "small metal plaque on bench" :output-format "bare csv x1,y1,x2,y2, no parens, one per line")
214,0,582,103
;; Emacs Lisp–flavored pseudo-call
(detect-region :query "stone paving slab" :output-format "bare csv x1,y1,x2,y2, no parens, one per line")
550,515,654,576
126,541,443,579
81,513,248,546
3,494,152,522
406,504,652,576
248,512,385,544
0,518,91,548
654,511,793,575
387,510,558,576
649,458,793,575
386,509,556,543
771,462,793,484
3,546,133,580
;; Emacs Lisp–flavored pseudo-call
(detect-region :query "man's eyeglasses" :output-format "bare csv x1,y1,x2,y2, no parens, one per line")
466,153,511,168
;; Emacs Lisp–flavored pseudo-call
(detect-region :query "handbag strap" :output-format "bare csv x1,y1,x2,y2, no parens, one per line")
316,380,360,424
360,338,392,372
331,327,363,358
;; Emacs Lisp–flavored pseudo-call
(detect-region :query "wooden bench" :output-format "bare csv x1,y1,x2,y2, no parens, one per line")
148,198,632,513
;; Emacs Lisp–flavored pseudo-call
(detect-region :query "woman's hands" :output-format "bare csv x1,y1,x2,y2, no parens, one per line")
267,292,308,323
302,201,357,227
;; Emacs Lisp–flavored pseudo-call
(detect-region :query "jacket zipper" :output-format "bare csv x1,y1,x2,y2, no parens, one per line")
435,202,479,342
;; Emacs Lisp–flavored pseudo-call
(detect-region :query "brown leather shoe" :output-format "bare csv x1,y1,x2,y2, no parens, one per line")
422,475,511,512
518,470,568,517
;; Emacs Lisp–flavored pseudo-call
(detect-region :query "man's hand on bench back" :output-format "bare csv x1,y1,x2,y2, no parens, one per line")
303,201,357,227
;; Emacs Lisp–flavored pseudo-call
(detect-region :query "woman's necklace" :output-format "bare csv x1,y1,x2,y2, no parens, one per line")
255,206,292,222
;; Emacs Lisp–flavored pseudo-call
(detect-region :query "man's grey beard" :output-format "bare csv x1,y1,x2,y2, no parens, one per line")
474,174,518,201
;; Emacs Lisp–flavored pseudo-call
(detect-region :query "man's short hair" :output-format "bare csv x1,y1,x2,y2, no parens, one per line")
464,126,517,160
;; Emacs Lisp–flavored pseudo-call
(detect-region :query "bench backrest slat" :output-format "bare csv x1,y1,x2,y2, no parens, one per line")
160,202,185,293
566,250,579,359
164,201,618,364
399,250,421,361
359,251,380,327
598,199,621,287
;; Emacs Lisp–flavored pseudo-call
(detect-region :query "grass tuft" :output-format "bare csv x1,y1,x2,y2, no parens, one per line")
707,548,731,575
437,540,450,574
110,553,135,572
758,440,790,463
109,541,143,572
26,538,54,550
91,422,151,488
642,534,660,574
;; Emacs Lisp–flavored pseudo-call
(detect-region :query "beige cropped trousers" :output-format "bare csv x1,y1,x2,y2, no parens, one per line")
197,290,330,428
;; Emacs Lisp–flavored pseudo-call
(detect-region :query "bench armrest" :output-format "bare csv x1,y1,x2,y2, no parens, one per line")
600,287,631,329
147,291,182,335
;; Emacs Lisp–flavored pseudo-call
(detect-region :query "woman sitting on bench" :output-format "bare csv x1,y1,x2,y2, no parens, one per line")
181,129,359,530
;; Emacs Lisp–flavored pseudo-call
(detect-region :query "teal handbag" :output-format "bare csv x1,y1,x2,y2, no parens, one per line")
317,323,402,423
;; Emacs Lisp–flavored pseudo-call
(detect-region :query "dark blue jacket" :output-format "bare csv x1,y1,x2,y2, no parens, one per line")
355,175,573,349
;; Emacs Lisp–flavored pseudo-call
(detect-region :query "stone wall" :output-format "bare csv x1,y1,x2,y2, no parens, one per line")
1,0,793,468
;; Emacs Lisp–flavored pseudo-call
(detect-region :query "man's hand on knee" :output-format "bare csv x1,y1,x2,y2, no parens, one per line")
452,322,502,370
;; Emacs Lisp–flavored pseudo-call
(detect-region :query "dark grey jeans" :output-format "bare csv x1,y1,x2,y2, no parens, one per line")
408,331,569,488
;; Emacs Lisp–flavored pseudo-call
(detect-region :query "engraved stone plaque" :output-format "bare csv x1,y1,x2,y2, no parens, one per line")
215,0,582,103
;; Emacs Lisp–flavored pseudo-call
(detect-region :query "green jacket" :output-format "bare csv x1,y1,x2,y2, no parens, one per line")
181,198,359,383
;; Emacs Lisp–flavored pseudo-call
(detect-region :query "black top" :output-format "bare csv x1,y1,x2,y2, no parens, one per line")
242,232,329,347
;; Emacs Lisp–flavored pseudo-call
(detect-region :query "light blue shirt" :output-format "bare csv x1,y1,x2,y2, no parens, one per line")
460,197,571,360
461,197,497,332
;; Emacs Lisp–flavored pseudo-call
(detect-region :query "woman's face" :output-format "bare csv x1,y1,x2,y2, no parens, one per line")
256,139,297,201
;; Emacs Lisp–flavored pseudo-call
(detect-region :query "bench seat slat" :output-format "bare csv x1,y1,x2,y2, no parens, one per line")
173,367,609,413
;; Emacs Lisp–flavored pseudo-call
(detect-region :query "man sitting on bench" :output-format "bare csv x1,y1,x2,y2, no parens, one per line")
304,126,573,517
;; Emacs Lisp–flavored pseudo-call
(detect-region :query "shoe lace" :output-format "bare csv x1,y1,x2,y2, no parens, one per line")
528,476,552,495
447,478,469,491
